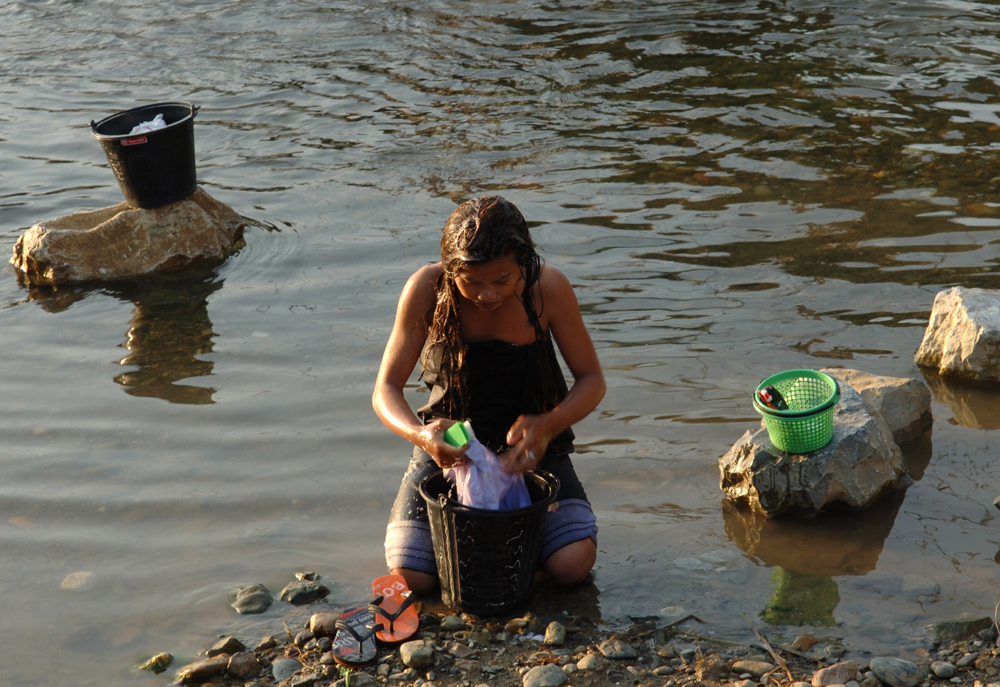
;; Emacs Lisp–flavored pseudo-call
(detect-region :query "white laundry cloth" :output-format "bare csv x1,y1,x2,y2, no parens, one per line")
128,114,167,135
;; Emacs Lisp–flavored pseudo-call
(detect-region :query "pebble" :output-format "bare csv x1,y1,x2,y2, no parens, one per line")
400,640,435,669
932,662,958,679
440,615,466,632
544,621,566,646
733,659,777,678
207,635,246,657
175,656,229,681
869,657,927,687
232,583,272,614
598,638,638,659
577,653,606,671
813,661,859,687
826,644,848,659
958,654,979,668
271,658,302,682
734,680,756,687
522,664,568,687
792,683,812,687
227,652,262,680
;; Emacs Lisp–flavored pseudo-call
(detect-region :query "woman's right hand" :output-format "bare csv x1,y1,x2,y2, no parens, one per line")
418,419,468,469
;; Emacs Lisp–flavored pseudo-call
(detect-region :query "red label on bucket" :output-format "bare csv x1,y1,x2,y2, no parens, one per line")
122,136,147,146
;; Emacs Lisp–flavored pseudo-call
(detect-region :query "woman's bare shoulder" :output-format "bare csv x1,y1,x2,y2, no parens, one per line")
401,263,442,305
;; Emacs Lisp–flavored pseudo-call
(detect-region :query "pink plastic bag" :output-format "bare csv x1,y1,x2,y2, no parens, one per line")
443,423,531,511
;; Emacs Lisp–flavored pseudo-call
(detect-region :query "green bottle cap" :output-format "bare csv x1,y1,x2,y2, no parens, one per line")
443,422,470,447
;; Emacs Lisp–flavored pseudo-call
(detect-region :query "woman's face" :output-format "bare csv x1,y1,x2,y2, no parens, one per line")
453,253,521,312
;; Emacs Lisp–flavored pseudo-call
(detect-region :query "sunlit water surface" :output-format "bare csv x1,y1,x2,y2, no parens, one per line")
2,0,1000,684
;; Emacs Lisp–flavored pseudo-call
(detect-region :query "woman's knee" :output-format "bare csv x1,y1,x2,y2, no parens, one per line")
542,538,596,586
391,567,438,594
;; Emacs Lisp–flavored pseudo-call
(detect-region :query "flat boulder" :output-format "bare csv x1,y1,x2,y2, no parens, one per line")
821,368,932,444
720,380,908,517
10,187,244,285
915,286,1000,383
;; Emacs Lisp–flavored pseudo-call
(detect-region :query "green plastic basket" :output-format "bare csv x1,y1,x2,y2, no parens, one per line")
752,369,840,453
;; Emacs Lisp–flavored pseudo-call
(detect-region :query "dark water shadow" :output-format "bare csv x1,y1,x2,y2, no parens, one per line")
919,369,1000,430
17,269,223,404
723,489,907,626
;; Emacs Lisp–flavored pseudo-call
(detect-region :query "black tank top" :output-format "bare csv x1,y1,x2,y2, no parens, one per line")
417,334,575,458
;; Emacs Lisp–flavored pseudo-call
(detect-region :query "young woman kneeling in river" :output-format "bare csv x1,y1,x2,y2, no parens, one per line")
372,195,605,593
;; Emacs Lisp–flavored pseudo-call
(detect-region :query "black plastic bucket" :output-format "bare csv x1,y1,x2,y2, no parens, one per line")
90,102,199,209
419,469,558,617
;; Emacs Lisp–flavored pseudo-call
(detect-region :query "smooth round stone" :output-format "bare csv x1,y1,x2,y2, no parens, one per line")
599,638,637,659
522,664,567,687
544,622,566,647
869,657,926,687
271,657,302,683
577,653,605,671
231,583,272,614
931,661,957,679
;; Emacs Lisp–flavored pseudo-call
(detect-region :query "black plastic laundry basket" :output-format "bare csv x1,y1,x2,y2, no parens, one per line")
419,470,558,617
90,102,198,209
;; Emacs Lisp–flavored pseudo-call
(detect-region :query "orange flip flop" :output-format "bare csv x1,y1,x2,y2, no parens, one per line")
368,574,419,643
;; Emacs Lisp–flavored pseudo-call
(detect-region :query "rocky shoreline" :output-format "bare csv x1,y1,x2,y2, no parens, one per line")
144,574,999,687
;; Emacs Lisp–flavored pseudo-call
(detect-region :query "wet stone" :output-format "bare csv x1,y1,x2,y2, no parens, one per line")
869,657,926,687
233,583,272,615
926,618,994,643
175,656,229,682
228,652,263,680
207,635,246,657
139,652,172,674
279,580,329,605
440,615,466,632
271,657,303,682
931,662,957,679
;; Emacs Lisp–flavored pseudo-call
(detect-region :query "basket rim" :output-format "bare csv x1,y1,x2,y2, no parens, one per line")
752,369,840,418
418,469,559,515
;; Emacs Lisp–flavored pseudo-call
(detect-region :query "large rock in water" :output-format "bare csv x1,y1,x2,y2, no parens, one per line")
915,286,1000,383
820,368,932,444
719,381,908,517
10,188,244,285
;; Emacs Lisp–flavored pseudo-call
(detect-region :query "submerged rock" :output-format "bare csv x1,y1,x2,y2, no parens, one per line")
925,616,994,642
279,579,329,605
232,583,272,614
138,652,172,674
10,187,244,285
915,286,1000,383
719,381,908,516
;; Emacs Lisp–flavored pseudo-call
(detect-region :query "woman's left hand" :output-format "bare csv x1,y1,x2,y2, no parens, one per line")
502,414,550,474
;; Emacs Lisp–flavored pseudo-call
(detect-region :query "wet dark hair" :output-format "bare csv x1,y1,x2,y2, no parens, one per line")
425,196,549,419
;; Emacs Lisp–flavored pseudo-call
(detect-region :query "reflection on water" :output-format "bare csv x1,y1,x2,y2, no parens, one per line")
724,490,906,626
17,272,223,404
921,370,1000,430
113,276,222,405
762,568,840,627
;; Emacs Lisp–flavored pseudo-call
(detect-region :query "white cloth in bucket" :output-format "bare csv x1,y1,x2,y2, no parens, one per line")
443,422,531,510
129,114,167,135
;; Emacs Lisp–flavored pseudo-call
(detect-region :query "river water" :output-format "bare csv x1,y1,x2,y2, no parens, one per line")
2,0,1000,684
